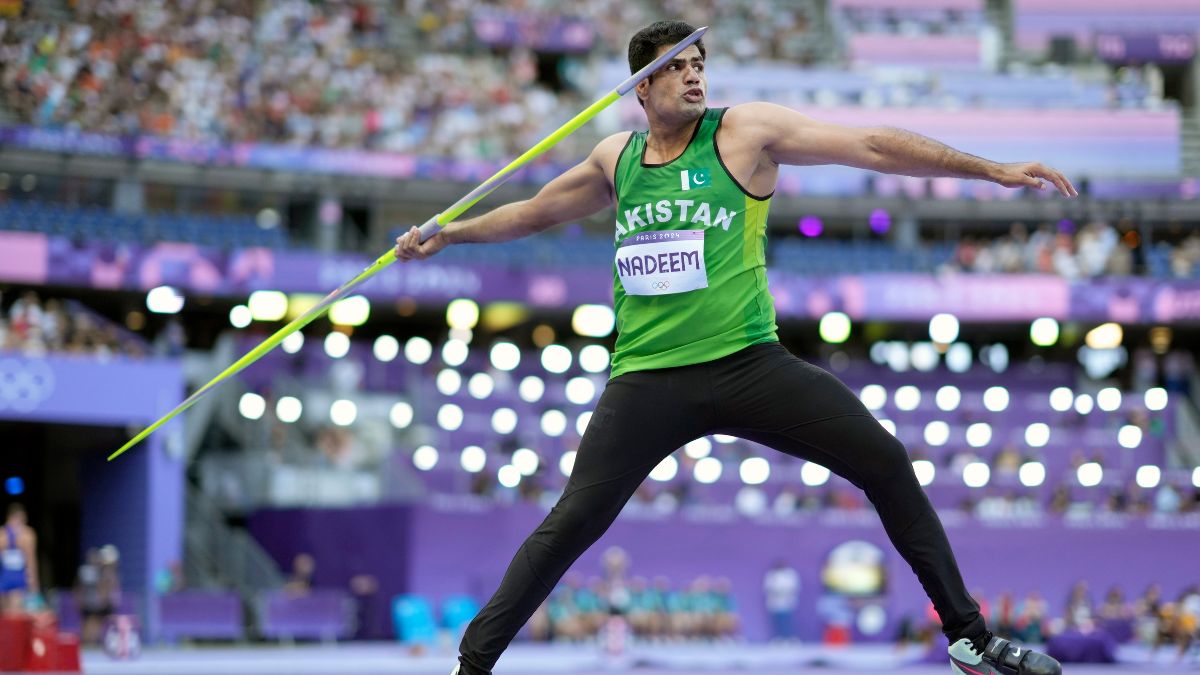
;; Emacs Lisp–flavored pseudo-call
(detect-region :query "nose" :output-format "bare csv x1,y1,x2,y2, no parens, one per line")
684,66,701,85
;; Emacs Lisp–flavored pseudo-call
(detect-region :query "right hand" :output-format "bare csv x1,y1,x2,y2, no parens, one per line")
394,225,449,262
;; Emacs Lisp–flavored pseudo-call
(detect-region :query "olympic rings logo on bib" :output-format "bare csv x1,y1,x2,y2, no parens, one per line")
615,229,708,296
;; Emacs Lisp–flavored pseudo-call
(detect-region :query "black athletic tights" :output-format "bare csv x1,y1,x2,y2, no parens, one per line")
458,342,985,673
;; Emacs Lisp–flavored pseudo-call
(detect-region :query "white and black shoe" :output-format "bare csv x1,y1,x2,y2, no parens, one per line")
948,633,1061,675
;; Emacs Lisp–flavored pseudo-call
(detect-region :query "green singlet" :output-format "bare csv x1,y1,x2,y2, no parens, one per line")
609,107,778,379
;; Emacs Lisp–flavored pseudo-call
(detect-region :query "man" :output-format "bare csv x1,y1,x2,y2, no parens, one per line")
763,559,800,641
0,503,38,612
396,21,1071,675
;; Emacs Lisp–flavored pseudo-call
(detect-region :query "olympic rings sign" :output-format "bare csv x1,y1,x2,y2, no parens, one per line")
0,359,56,412
651,280,671,290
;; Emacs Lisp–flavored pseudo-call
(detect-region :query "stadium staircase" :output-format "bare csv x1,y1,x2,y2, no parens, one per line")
1182,116,1200,177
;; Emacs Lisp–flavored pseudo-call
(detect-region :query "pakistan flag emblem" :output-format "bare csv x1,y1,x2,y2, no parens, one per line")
680,167,711,191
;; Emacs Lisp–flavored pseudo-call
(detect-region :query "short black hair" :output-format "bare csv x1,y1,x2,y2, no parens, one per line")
628,21,705,106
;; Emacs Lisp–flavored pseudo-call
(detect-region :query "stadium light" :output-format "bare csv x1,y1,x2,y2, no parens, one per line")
935,385,961,411
860,384,887,411
912,460,935,487
1085,323,1123,349
146,286,185,315
373,335,400,362
929,313,959,344
446,299,480,330
565,377,596,405
910,342,938,372
1118,424,1142,449
512,448,540,476
498,465,521,488
1025,423,1050,448
405,337,433,364
282,332,305,354
329,295,370,327
579,345,610,373
945,343,972,373
541,344,572,374
800,461,831,487
1135,465,1161,489
736,487,768,517
1019,461,1046,487
460,446,486,473
1077,462,1103,487
491,408,518,435
540,410,567,437
442,339,469,366
248,290,288,321
323,332,350,359
276,396,302,423
1030,317,1059,347
560,451,577,477
437,403,463,431
739,457,770,485
238,393,266,420
468,372,494,399
819,312,852,344
1049,387,1073,412
894,385,921,411
650,455,679,482
1096,387,1122,412
1074,393,1094,415
694,457,723,484
330,399,357,426
924,421,950,446
229,305,252,328
965,422,992,448
684,437,712,459
963,461,990,488
436,369,462,396
983,386,1009,412
389,401,413,429
1144,387,1168,411
413,446,439,471
519,375,545,403
572,304,616,338
489,342,521,371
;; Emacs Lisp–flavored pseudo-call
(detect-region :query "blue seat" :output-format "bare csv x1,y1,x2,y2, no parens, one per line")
392,594,438,644
440,595,480,632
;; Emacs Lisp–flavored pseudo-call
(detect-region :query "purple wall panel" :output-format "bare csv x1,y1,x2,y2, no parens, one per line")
248,503,1200,643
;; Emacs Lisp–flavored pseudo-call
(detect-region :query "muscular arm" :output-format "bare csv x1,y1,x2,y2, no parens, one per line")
395,133,627,260
729,102,1076,196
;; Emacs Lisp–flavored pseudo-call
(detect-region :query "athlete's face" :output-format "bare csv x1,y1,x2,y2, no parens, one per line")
637,44,706,119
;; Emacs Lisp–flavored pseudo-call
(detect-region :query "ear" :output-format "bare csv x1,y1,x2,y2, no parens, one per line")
635,78,650,103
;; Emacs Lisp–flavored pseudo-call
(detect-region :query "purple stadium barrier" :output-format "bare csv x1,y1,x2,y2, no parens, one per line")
158,591,245,642
258,589,354,642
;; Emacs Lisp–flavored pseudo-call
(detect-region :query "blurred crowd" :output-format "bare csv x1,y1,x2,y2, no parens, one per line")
902,582,1200,659
947,221,1200,280
529,547,739,643
0,290,151,357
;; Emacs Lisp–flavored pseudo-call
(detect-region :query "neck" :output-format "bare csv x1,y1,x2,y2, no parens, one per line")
645,107,704,155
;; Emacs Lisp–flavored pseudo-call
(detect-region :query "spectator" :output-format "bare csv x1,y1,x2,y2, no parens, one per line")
763,559,800,641
284,552,315,596
0,503,38,613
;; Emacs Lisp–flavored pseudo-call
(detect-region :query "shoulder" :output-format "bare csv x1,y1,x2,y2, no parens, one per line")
591,131,636,164
721,102,794,134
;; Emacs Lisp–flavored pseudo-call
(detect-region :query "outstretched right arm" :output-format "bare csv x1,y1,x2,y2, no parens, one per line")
394,133,629,262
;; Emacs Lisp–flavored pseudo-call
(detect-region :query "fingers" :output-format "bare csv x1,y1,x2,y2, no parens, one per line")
1028,164,1078,198
393,226,426,262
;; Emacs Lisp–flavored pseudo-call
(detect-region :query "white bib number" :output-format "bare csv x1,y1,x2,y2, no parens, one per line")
615,230,708,296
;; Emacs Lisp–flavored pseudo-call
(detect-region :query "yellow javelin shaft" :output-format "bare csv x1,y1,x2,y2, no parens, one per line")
108,26,707,461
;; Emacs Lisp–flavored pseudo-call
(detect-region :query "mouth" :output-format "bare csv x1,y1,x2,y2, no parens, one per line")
683,88,704,102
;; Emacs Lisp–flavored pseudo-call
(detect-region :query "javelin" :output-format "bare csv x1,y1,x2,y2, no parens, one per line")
107,26,709,461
